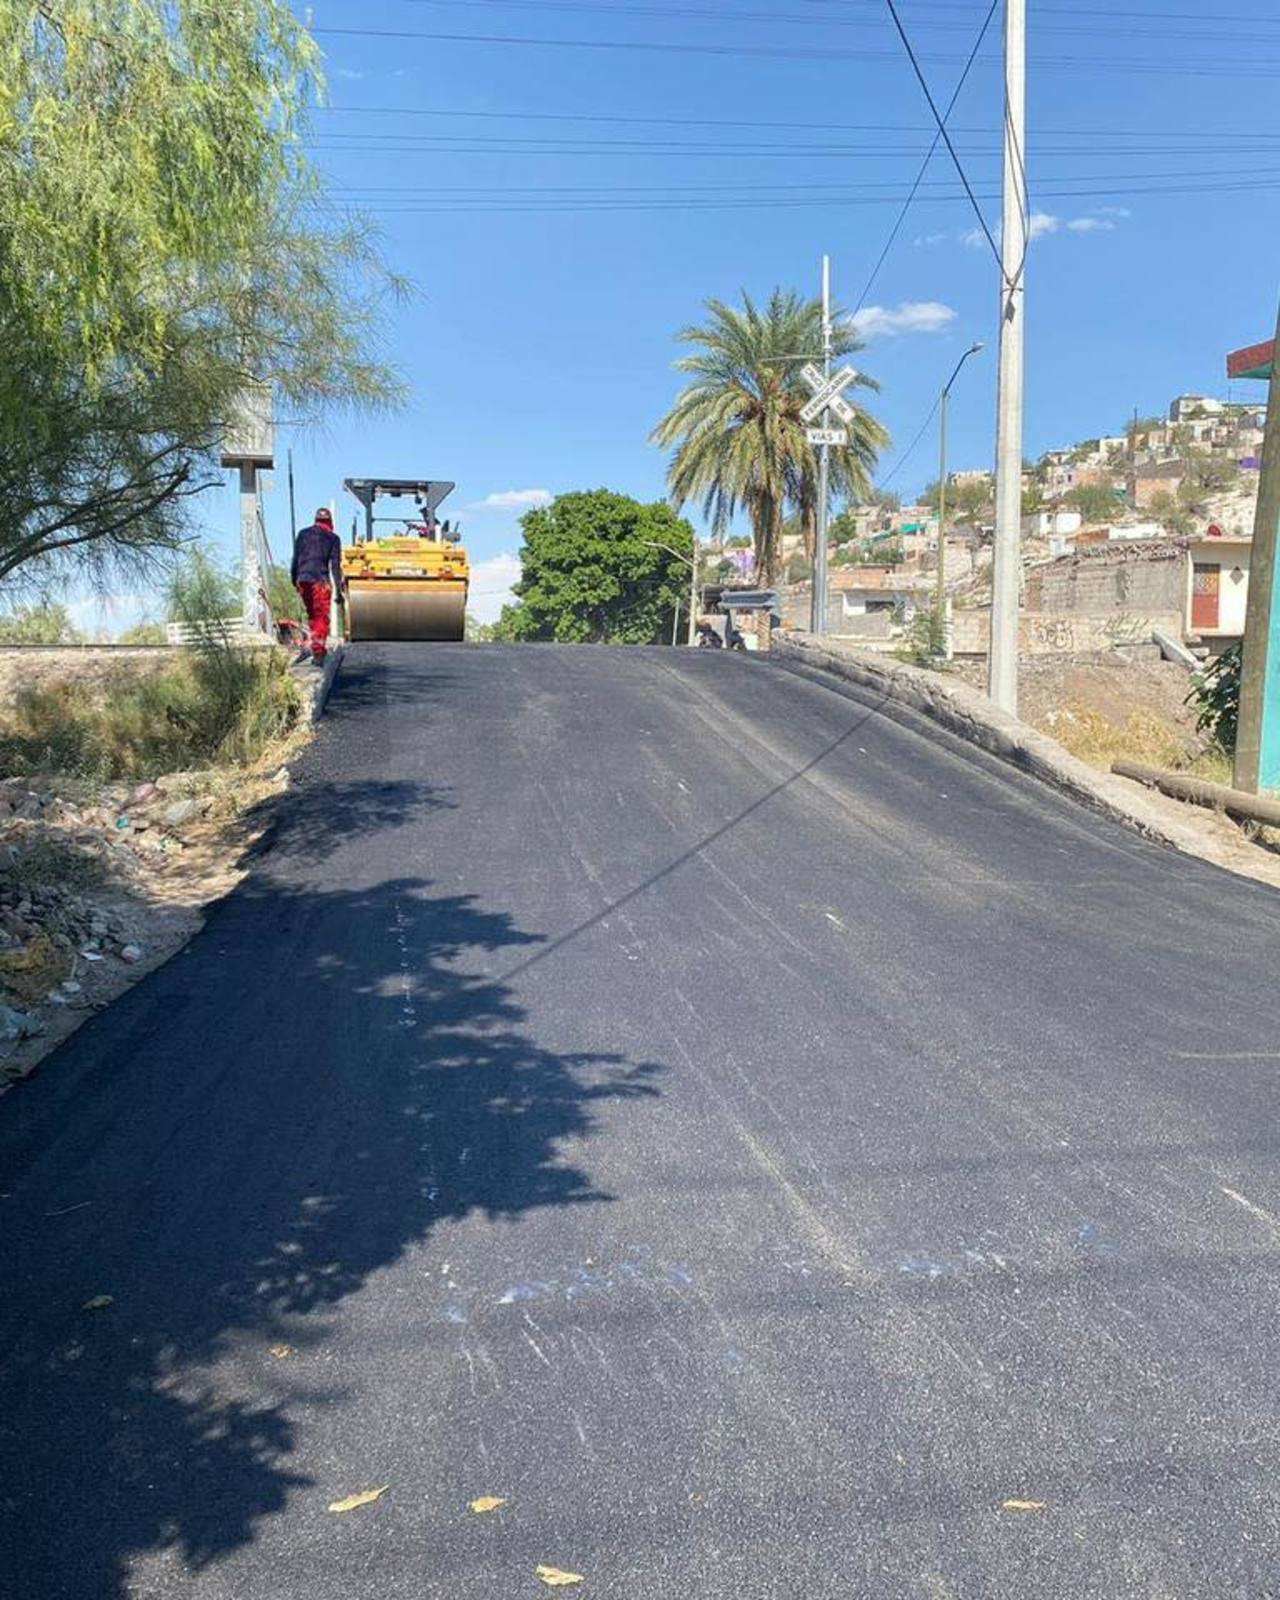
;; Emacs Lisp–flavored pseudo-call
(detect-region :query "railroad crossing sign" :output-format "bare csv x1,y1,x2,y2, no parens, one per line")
805,426,848,447
799,362,857,426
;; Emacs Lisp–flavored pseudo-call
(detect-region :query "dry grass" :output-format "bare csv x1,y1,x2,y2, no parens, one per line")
6,835,108,891
1051,704,1232,785
0,647,302,781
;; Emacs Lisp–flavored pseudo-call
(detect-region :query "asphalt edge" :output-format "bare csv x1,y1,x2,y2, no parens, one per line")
773,632,1215,859
309,643,345,722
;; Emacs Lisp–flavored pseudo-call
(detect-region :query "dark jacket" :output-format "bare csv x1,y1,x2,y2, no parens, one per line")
291,523,343,587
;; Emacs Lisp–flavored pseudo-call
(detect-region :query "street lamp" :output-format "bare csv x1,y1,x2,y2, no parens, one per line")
935,342,985,651
641,539,700,646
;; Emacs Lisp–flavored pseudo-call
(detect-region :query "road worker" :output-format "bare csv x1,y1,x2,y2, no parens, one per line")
290,506,343,664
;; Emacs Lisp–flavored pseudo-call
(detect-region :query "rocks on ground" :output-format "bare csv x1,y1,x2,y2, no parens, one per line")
0,762,291,1088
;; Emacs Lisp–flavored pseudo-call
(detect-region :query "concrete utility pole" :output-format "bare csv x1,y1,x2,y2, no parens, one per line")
220,385,275,639
811,254,834,636
688,534,700,646
1232,303,1280,793
239,464,264,636
988,0,1027,713
936,342,984,653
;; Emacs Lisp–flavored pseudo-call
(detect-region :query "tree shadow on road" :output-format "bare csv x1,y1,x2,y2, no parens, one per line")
0,799,662,1595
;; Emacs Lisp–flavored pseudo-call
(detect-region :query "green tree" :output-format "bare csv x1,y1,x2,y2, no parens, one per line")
166,547,238,628
785,552,813,584
651,290,887,585
1067,482,1122,524
492,491,694,645
0,603,82,643
118,621,168,645
922,476,992,524
1177,447,1240,508
0,0,403,594
465,614,497,642
1148,489,1196,538
266,564,303,626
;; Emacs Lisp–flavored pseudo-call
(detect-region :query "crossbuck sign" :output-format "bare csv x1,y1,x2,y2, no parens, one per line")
799,362,858,427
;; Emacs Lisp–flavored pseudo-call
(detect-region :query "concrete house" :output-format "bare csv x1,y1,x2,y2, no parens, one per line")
1187,527,1251,648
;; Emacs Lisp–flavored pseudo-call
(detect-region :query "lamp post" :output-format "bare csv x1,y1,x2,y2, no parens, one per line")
642,539,700,645
935,341,985,655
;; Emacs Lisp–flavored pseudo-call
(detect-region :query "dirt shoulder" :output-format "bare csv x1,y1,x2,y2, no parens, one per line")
0,737,306,1092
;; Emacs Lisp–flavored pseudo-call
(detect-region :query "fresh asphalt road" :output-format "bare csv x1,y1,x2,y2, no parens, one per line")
4,643,1280,1599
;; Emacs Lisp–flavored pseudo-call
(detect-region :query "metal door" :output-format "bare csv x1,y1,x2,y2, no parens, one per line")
1192,562,1221,631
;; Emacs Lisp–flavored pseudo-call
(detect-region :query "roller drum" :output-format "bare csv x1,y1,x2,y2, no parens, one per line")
345,581,467,642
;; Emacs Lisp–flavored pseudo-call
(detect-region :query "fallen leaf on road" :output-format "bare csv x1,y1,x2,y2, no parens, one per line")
269,1344,293,1358
536,1565,584,1587
81,1295,113,1311
328,1486,389,1514
469,1496,506,1514
1002,1499,1046,1512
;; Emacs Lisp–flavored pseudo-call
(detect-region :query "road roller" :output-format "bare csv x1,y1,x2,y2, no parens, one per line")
341,478,470,641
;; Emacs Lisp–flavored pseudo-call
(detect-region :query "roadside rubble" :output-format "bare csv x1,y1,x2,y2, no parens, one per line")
0,761,294,1089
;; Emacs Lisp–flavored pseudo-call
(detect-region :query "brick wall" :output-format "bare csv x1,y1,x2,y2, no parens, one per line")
950,607,1184,658
1024,547,1184,615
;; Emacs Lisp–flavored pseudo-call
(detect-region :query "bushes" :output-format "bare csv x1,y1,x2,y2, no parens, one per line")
1187,644,1240,755
0,647,301,779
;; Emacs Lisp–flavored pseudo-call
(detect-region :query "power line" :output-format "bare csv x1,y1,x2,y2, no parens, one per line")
308,134,1280,159
849,0,999,321
397,0,1280,43
329,164,1280,197
878,396,942,489
880,0,1002,275
310,26,1280,75
330,175,1280,214
315,106,1280,143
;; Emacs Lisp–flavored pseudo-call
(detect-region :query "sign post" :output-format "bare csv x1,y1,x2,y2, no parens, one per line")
1229,311,1280,793
799,287,859,637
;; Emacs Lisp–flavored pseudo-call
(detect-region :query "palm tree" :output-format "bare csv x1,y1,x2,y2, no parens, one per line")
651,289,888,586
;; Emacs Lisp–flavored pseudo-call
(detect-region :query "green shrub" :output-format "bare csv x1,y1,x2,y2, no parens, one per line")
1186,644,1240,755
0,648,301,779
898,607,948,666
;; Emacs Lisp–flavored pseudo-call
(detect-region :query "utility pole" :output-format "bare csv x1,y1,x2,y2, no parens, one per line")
936,342,984,654
1233,302,1280,793
988,0,1027,713
239,464,263,636
811,253,833,636
688,534,700,646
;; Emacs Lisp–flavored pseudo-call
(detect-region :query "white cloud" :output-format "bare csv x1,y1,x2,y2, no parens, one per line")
469,488,553,511
333,67,364,80
468,553,521,624
849,301,957,340
913,232,948,248
960,208,1117,249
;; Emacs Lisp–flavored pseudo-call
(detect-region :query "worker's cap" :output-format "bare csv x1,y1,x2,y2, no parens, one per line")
314,507,334,526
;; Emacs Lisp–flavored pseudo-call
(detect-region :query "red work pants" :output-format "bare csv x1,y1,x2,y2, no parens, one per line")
297,581,332,659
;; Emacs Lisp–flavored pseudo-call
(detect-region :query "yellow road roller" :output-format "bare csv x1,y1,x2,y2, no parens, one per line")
341,478,470,641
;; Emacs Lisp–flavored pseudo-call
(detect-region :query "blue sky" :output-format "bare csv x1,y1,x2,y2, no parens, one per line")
79,0,1280,630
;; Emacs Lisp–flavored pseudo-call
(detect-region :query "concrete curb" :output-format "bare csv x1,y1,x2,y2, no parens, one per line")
772,632,1216,859
311,644,345,721
289,644,345,724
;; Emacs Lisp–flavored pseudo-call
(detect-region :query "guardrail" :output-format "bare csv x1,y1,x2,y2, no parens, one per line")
164,618,253,647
